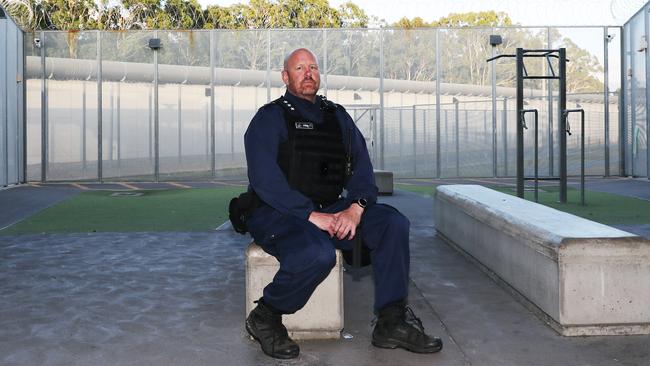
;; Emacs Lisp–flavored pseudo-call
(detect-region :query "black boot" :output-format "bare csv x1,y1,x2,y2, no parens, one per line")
372,301,443,354
245,299,300,359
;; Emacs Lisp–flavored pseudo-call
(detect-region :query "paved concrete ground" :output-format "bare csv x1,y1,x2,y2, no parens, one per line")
1,183,650,365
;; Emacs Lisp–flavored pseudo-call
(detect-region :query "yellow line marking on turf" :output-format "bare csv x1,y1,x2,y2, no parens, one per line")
71,183,89,190
118,182,140,190
168,182,191,189
213,181,247,187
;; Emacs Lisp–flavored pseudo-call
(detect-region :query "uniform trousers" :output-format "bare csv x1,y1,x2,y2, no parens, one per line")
246,199,410,314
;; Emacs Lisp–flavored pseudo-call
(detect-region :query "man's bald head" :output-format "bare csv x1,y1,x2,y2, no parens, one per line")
283,48,319,71
281,48,321,102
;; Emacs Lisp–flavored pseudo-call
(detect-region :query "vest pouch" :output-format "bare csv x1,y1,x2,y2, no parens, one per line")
291,150,345,205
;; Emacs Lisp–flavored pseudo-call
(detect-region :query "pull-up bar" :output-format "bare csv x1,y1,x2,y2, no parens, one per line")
487,48,578,204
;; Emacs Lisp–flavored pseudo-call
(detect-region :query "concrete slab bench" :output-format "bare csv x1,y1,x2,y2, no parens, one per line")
434,185,650,336
373,169,393,195
245,242,344,340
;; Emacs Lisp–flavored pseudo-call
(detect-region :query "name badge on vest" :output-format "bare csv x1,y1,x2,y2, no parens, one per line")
295,122,314,130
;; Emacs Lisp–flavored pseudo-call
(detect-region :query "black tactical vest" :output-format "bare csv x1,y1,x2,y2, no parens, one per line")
274,96,347,207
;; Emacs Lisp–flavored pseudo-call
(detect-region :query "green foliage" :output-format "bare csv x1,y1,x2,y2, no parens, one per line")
388,11,603,92
2,0,370,30
432,11,513,27
392,10,512,28
4,2,604,92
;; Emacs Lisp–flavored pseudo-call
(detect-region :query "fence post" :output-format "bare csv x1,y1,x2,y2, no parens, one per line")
454,97,459,177
412,105,417,176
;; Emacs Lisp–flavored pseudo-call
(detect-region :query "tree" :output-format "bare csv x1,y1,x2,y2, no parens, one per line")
432,11,512,27
338,1,367,28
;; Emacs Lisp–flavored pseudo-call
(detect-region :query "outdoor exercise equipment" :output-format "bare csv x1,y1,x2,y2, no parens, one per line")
487,48,585,204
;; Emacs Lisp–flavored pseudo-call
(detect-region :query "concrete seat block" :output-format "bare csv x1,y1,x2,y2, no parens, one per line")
434,184,650,336
245,242,344,340
373,169,393,195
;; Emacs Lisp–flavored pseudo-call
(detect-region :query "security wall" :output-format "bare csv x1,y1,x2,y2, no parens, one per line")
623,4,650,178
0,7,25,187
24,27,621,181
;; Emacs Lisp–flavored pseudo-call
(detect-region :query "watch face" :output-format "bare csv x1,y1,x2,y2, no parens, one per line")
357,198,368,208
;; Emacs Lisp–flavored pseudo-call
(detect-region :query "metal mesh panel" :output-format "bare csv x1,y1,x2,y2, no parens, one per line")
101,32,155,181
21,27,626,181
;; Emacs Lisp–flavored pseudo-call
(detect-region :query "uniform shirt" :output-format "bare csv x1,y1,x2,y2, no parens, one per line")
244,91,378,220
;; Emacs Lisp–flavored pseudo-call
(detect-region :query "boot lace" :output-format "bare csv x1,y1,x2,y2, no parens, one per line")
404,306,426,334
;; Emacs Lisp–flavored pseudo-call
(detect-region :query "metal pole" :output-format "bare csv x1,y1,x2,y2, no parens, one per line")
559,48,567,203
148,88,152,162
178,84,182,163
117,82,121,173
82,80,87,176
516,48,524,198
455,98,460,177
547,29,554,177
619,27,626,176
210,31,216,177
604,27,610,176
372,109,378,164
435,29,441,178
205,104,209,157
423,110,427,147
323,29,328,97
230,85,234,156
97,31,103,182
379,29,385,170
267,29,271,102
399,108,403,168
503,97,508,176
464,109,468,144
646,12,650,179
412,105,416,176
444,109,448,177
40,30,47,182
534,110,539,202
21,33,27,183
491,43,497,177
153,30,159,182
581,110,585,205
109,85,113,163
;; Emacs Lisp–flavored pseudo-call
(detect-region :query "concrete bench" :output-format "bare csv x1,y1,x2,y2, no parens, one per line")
373,169,393,195
245,242,344,340
434,185,650,336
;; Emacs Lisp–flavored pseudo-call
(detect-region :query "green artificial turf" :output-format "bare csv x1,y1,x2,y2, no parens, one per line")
396,183,650,225
394,183,438,198
1,187,245,235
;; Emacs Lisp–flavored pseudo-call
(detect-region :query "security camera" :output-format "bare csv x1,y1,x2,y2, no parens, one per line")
33,37,41,48
606,34,616,42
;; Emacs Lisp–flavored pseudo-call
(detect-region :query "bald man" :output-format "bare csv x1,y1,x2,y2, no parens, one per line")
242,48,442,359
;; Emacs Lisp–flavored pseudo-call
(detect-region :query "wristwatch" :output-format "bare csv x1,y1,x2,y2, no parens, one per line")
354,198,368,209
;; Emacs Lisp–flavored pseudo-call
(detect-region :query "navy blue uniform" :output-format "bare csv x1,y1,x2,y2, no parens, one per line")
245,91,410,313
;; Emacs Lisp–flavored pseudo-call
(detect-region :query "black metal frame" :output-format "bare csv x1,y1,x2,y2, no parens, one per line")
487,48,585,204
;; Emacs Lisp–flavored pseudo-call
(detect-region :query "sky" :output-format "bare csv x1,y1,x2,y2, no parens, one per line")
196,0,647,26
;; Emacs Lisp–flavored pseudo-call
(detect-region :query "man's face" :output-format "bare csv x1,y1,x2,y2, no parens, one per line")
282,49,320,102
